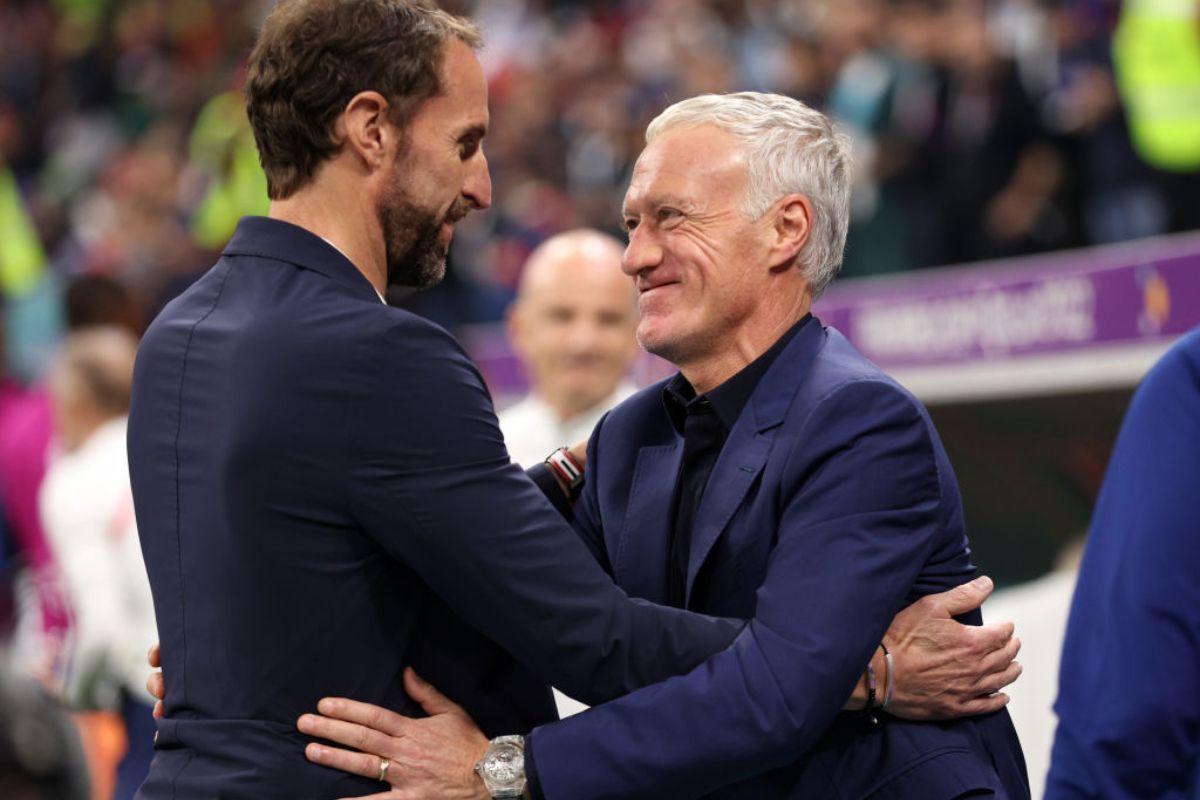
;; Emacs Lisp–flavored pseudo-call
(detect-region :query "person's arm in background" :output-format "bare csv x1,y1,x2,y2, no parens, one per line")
1046,331,1200,800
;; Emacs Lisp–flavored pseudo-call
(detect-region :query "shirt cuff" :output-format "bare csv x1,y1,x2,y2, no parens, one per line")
525,730,545,800
525,462,574,521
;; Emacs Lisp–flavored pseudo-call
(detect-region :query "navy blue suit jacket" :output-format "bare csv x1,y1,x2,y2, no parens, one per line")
529,320,1029,799
1047,328,1200,799
126,217,740,798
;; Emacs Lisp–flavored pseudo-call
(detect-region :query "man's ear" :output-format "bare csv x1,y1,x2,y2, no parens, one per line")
338,90,391,170
768,193,813,271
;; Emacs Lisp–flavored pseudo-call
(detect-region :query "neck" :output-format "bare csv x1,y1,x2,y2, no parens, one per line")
268,173,387,296
539,391,610,423
679,284,810,395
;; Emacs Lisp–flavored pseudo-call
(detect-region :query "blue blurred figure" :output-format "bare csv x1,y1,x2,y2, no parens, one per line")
1048,326,1200,799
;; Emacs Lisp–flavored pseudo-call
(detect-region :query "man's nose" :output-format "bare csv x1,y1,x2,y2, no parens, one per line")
622,225,663,276
464,151,492,210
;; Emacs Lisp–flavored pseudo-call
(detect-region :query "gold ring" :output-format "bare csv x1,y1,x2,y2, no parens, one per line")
378,757,390,782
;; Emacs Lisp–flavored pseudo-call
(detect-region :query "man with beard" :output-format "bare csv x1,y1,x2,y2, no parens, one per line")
129,3,1021,798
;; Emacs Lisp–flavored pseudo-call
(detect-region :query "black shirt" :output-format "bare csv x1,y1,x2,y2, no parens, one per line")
660,314,812,607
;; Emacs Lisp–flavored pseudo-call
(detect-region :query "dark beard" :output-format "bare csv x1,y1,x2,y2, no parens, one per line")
376,169,474,290
378,186,445,290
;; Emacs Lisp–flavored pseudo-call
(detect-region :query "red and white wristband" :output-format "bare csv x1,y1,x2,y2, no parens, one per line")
545,447,585,500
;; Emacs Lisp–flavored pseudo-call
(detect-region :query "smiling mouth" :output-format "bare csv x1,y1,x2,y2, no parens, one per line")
639,281,680,296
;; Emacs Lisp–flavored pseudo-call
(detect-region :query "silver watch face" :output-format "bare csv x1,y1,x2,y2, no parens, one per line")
483,741,524,787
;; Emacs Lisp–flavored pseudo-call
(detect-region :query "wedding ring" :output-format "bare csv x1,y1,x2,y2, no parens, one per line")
378,757,390,782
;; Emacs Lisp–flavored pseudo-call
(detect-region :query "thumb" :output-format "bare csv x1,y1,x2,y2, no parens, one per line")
941,575,994,616
404,668,459,716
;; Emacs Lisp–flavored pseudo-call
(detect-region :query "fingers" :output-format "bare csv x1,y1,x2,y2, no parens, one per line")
403,669,460,717
938,576,994,616
147,670,165,702
975,634,1021,681
298,714,396,758
306,742,391,783
153,700,164,719
968,620,1016,656
148,643,161,668
973,659,1023,696
957,692,1010,716
314,698,410,738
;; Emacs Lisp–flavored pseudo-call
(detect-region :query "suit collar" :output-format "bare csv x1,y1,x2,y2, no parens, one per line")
660,314,812,434
223,216,382,304
619,318,830,607
748,317,827,433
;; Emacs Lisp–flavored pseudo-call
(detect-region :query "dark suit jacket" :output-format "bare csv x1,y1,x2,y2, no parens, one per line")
127,217,739,798
529,320,1029,799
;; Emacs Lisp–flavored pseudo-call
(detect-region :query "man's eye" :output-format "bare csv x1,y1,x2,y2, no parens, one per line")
657,208,681,224
459,139,480,159
623,218,638,233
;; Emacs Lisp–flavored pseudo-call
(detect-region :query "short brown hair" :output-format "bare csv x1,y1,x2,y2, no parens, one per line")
245,0,481,199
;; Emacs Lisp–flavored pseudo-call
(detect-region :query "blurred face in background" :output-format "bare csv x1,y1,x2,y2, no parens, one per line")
378,39,492,288
621,124,774,368
508,232,639,420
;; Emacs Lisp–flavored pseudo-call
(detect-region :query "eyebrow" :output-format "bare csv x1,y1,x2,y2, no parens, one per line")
621,194,693,221
458,123,488,142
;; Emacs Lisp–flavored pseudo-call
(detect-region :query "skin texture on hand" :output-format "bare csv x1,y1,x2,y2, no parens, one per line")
884,576,1022,719
299,668,490,800
568,438,587,470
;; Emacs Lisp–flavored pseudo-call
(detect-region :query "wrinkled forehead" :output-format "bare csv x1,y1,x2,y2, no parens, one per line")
623,125,748,213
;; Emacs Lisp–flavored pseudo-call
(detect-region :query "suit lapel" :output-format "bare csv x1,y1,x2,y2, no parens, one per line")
613,442,683,604
683,422,772,607
684,321,829,606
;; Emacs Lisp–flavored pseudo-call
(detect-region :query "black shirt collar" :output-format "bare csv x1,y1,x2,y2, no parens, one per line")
663,313,812,433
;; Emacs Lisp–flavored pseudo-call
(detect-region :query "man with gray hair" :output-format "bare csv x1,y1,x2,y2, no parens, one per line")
301,91,1028,799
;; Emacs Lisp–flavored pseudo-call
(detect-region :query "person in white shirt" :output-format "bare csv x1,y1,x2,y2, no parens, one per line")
39,327,157,800
498,229,639,718
499,229,640,469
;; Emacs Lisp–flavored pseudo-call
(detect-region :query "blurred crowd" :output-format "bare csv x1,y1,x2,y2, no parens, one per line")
0,0,1199,796
1,0,1198,349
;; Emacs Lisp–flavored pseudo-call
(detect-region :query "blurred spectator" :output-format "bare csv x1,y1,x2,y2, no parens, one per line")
40,327,154,800
498,228,638,719
0,662,90,800
63,276,142,336
1047,326,1200,799
0,0,1195,340
498,229,638,470
1111,0,1200,233
1,275,142,677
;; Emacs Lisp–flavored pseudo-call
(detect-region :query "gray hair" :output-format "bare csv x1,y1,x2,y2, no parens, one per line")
645,92,851,298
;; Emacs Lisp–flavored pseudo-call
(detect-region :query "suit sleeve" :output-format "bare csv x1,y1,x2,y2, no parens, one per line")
527,379,946,799
344,319,739,706
1047,337,1200,800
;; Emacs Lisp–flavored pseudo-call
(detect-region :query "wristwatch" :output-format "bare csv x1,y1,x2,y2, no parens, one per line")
474,735,526,798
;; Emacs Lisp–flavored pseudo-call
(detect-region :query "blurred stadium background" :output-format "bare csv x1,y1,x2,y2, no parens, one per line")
0,0,1197,797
